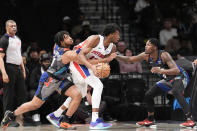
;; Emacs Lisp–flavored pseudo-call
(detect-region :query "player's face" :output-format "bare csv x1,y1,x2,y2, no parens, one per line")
145,40,155,54
111,31,120,43
63,34,73,46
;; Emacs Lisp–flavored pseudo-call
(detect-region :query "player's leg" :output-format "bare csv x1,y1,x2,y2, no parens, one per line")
171,79,196,128
59,85,82,129
85,75,112,129
136,84,165,127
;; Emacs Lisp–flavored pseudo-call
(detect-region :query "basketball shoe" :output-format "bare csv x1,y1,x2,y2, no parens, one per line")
89,118,112,129
180,120,196,128
46,113,61,128
136,118,156,127
1,110,15,128
59,115,76,130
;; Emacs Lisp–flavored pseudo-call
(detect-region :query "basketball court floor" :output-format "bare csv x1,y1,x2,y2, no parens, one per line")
3,121,197,131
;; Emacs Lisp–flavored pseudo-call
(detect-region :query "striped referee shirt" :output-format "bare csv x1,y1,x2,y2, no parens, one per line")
0,34,22,65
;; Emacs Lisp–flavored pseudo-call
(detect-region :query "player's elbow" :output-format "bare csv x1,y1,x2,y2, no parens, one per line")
62,57,69,64
175,68,180,75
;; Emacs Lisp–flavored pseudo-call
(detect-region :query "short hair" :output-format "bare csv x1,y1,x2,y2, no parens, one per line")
5,20,16,27
123,48,133,56
148,38,160,49
102,23,120,36
54,31,69,46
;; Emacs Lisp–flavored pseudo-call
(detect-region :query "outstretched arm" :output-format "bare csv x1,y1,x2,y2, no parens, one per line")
116,52,147,63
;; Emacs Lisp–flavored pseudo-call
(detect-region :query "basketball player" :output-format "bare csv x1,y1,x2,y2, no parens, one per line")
63,23,120,130
1,31,82,129
46,55,115,128
116,38,196,128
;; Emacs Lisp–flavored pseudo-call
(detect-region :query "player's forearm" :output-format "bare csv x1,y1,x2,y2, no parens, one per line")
88,57,110,65
116,55,130,63
160,68,180,75
78,52,93,69
88,59,99,65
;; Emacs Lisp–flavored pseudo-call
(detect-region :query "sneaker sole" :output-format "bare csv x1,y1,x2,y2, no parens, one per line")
180,125,196,128
136,123,143,127
60,126,77,130
46,115,59,128
89,125,112,130
179,124,196,128
136,123,157,128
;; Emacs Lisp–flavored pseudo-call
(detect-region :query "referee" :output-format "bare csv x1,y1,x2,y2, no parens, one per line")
0,20,27,126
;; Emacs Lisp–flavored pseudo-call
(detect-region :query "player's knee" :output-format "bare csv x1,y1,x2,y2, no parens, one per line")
94,85,103,95
96,83,103,90
74,91,82,100
170,88,179,96
144,91,152,103
70,90,82,100
30,101,42,110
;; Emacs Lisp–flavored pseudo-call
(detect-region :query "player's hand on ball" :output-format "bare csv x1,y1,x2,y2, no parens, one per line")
91,64,98,77
95,63,111,78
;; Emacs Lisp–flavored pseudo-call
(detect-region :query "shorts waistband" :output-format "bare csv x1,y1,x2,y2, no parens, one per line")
6,63,20,67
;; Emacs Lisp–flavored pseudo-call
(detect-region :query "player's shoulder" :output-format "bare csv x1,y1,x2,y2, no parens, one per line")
86,35,100,47
88,35,100,40
160,51,171,58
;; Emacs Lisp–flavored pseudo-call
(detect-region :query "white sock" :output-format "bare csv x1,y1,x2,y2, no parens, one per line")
63,97,72,108
53,97,72,117
92,112,99,122
54,108,64,117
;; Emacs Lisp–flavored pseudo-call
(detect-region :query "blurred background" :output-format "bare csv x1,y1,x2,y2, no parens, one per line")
1,0,197,123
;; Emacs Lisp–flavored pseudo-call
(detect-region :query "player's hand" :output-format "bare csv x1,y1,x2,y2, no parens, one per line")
91,64,99,77
193,59,197,66
2,73,9,83
151,67,161,74
106,53,117,63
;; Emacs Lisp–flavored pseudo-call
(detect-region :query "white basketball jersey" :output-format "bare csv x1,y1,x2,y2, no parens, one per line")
85,35,113,59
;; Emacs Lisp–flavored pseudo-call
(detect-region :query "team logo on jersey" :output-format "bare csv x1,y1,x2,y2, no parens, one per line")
92,51,104,58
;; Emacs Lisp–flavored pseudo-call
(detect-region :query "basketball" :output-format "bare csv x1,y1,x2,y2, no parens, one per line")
96,63,111,78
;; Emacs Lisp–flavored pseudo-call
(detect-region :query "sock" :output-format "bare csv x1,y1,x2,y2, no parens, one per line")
54,108,64,117
63,97,72,108
12,111,16,120
186,112,193,120
92,112,99,122
148,115,154,121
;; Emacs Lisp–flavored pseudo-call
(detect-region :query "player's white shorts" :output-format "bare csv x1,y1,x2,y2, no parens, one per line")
69,61,103,97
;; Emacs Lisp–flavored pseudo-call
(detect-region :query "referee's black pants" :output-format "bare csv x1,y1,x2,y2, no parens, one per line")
3,64,27,113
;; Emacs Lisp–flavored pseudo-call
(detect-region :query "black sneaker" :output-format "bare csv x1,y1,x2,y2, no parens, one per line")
8,121,20,127
1,110,15,128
